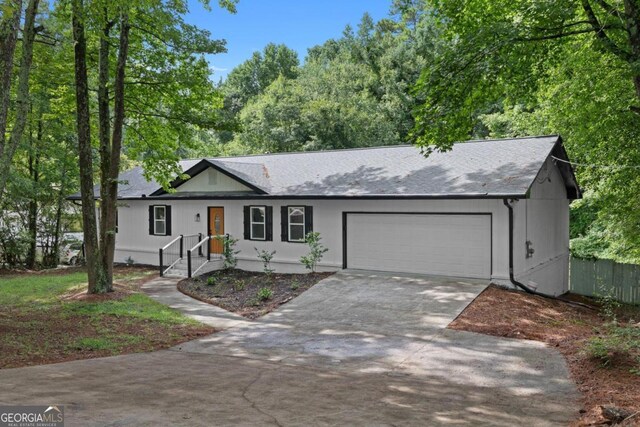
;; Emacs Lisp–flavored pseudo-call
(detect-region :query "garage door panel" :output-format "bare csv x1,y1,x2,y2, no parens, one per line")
346,214,491,279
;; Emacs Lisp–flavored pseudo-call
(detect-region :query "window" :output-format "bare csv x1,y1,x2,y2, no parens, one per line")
288,207,305,242
250,206,266,240
149,205,171,236
154,206,166,235
281,206,312,242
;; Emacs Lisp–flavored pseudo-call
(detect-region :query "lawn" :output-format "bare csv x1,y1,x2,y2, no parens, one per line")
0,266,214,368
450,285,640,426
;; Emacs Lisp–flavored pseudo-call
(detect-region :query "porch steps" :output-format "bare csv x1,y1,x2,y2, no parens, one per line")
163,256,223,279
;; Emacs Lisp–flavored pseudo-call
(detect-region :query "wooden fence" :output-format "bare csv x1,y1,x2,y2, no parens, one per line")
570,257,640,305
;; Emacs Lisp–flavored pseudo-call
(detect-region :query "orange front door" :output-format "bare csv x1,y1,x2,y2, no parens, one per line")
208,207,224,254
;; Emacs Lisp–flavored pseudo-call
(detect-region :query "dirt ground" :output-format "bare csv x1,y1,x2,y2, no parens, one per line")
449,285,640,426
178,269,333,319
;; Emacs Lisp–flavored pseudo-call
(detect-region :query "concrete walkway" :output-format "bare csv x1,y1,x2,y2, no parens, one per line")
0,271,580,426
141,276,251,329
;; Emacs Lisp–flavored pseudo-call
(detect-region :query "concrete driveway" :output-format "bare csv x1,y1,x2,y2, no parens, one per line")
0,271,579,426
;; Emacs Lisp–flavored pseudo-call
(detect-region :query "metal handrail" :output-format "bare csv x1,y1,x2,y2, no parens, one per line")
187,234,225,277
161,235,182,251
189,235,211,253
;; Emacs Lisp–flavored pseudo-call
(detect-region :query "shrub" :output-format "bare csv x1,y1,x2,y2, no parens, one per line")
596,284,622,324
583,325,640,372
255,248,276,276
257,287,273,301
290,280,300,290
233,279,245,292
300,232,328,273
125,256,135,266
207,276,216,286
216,234,240,269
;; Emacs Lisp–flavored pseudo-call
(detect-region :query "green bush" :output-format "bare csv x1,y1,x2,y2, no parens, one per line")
216,234,240,269
257,287,273,301
300,232,328,273
233,279,245,292
255,248,276,276
583,325,640,373
207,276,216,286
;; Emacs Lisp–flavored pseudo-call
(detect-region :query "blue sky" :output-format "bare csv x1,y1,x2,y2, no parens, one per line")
186,0,392,80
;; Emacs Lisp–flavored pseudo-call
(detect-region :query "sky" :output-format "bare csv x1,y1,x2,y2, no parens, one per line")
185,0,392,81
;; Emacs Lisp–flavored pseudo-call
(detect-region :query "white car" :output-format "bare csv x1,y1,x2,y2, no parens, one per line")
60,241,84,265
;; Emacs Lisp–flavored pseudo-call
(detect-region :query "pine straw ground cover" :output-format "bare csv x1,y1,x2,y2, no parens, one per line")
178,269,333,319
449,285,640,426
0,266,214,368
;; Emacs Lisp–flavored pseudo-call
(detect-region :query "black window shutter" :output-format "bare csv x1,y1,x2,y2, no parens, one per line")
165,206,172,236
243,206,250,240
148,206,154,235
305,206,313,234
281,206,288,241
265,206,273,241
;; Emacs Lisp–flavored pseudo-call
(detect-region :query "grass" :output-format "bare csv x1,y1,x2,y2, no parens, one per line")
0,271,88,305
0,267,214,368
65,293,202,326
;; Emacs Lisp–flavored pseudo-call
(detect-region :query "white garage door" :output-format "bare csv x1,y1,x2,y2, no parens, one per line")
345,213,491,279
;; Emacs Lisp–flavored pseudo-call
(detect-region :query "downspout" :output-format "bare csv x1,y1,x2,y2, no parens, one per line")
502,198,563,298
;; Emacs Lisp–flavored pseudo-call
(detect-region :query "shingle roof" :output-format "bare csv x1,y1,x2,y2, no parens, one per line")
70,135,581,200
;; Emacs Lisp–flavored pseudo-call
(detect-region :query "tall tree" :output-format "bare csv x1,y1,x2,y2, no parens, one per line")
0,0,41,203
70,0,235,293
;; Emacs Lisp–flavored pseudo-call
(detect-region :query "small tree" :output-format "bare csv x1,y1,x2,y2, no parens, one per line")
216,234,240,269
255,248,276,276
300,232,328,273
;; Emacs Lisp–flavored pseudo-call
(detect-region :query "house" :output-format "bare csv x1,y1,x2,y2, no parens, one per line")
69,135,581,295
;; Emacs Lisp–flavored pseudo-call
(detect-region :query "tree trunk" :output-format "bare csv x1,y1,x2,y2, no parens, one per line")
51,163,66,267
0,0,22,173
26,137,39,269
99,12,130,289
72,0,107,293
0,0,39,203
97,10,113,289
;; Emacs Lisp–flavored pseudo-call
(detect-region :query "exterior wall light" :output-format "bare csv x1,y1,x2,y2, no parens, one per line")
195,213,201,222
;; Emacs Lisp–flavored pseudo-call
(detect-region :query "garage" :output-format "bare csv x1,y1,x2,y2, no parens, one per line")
344,213,492,279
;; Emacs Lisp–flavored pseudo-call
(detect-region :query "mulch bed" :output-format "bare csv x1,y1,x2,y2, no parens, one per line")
178,269,333,319
449,285,640,426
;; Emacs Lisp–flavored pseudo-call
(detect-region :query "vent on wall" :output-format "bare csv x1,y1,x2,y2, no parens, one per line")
208,169,218,185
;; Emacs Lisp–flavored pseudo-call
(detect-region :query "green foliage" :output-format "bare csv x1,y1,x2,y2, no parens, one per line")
410,0,640,264
233,279,245,292
201,10,438,156
207,276,217,286
584,326,640,372
255,248,276,276
216,234,240,269
290,280,300,291
256,287,273,301
300,232,328,273
596,285,623,325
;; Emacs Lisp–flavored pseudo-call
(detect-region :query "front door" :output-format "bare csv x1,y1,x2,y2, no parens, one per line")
208,207,224,254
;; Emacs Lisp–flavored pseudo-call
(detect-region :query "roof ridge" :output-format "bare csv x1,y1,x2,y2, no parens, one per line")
179,135,559,162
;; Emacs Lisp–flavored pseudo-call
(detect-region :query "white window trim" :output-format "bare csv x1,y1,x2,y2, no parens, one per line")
288,206,305,242
250,206,266,241
154,205,166,236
